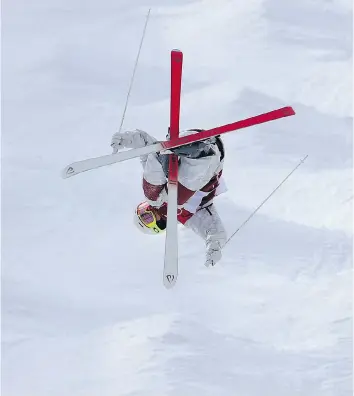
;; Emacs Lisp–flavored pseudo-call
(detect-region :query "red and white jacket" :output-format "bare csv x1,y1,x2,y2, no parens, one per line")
140,129,227,224
112,129,228,255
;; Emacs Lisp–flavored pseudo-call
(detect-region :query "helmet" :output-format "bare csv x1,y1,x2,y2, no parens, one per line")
134,202,166,235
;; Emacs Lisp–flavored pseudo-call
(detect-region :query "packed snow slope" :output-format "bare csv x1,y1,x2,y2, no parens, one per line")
2,0,353,395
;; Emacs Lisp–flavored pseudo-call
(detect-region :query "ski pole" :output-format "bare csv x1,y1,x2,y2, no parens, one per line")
225,155,309,246
117,8,151,134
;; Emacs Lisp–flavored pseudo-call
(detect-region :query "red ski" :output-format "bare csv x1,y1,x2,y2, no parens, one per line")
163,106,295,149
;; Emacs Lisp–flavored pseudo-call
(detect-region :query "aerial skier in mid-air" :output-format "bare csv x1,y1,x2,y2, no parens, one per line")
61,32,296,289
111,128,228,267
62,43,296,287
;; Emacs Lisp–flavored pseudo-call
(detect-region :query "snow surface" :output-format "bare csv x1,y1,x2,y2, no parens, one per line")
2,0,353,395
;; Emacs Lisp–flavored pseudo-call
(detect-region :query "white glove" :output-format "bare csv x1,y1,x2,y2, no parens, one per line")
111,132,124,154
205,240,222,267
111,129,156,154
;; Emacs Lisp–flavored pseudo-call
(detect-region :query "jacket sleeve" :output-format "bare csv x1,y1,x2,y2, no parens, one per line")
142,154,168,207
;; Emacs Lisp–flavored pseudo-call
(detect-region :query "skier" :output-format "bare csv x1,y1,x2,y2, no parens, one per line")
111,129,228,267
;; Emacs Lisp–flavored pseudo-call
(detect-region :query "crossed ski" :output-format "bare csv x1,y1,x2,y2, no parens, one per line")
62,49,296,289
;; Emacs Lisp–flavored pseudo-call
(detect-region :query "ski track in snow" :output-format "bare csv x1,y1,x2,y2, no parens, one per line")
2,0,353,395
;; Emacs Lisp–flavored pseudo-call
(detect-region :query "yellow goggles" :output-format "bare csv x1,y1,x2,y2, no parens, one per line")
136,203,165,233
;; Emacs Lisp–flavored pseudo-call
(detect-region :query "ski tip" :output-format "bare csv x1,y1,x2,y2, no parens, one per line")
283,106,296,116
62,164,77,179
171,49,183,60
